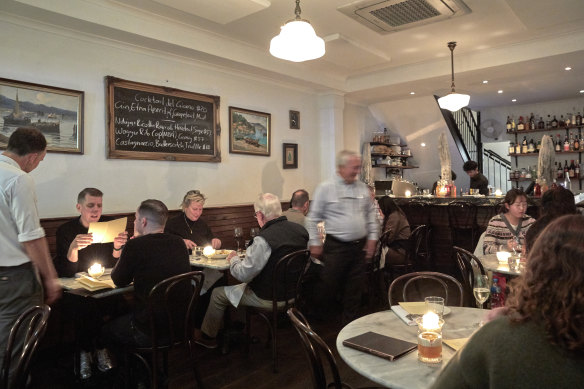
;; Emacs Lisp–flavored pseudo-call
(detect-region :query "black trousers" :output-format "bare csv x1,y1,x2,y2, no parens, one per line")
315,235,366,324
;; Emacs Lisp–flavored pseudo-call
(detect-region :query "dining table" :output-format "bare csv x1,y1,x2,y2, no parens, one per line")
336,307,486,389
479,253,524,277
59,270,134,298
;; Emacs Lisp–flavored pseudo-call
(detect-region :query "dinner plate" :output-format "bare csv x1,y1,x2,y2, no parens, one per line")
206,249,232,259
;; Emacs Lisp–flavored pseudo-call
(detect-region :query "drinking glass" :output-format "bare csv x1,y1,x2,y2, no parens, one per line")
424,296,445,319
250,227,260,239
473,275,490,326
234,227,243,252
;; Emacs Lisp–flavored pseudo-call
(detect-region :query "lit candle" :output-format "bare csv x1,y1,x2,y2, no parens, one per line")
88,262,104,278
203,245,215,257
496,251,511,262
495,189,503,196
417,311,444,363
405,190,412,198
421,312,440,330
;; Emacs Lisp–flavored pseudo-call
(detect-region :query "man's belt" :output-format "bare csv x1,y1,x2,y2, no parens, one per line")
326,234,366,245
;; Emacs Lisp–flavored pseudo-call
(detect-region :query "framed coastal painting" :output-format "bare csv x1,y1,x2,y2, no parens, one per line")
0,78,84,154
283,143,298,169
229,106,271,156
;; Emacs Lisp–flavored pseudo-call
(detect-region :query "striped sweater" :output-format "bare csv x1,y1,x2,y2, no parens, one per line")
483,214,535,254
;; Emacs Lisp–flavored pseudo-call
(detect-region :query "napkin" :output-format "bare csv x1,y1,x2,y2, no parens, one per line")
391,305,417,326
444,338,469,351
399,302,427,315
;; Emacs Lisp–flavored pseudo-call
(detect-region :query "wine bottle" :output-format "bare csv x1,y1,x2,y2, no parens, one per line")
517,116,525,131
577,112,583,126
538,116,545,129
564,135,570,152
528,138,535,153
555,134,561,152
515,142,521,154
564,170,571,190
557,162,563,180
566,114,571,126
508,142,515,155
564,160,569,176
506,116,512,132
570,132,575,151
576,161,580,179
552,115,559,128
559,115,565,127
569,160,575,178
529,113,536,130
522,136,528,154
575,135,580,151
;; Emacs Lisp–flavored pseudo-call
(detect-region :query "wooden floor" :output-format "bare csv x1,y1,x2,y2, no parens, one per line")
30,300,386,389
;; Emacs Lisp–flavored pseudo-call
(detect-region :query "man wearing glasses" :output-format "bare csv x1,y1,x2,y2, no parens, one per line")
306,150,379,324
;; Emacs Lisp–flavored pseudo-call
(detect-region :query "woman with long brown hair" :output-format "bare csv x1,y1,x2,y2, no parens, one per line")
432,214,584,388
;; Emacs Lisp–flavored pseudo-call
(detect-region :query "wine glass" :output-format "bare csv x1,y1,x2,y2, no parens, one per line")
250,227,260,239
473,275,490,326
234,227,243,252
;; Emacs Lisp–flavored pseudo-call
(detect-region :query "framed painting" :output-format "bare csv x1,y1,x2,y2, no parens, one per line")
229,106,271,156
289,110,300,129
0,78,84,154
283,143,298,169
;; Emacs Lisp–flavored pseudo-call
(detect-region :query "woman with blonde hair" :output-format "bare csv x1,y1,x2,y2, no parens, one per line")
432,214,584,388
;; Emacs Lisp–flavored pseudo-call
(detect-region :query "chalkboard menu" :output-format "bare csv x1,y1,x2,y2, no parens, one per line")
106,77,220,162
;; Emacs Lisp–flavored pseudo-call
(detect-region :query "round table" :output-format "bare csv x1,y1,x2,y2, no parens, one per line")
480,253,523,276
336,307,485,389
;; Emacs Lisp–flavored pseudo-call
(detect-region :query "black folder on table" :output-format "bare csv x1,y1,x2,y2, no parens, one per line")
342,331,417,361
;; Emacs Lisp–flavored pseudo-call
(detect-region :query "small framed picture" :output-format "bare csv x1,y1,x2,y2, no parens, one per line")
283,143,298,169
289,110,300,129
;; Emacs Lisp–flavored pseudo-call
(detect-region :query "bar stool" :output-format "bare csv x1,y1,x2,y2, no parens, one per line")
447,200,478,252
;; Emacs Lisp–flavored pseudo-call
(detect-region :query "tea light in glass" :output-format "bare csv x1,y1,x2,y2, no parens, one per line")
203,245,215,257
416,312,444,363
494,189,503,197
88,262,105,278
496,251,511,263
405,190,412,198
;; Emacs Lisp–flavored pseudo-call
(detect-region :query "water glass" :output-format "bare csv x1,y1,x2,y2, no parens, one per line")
425,296,445,318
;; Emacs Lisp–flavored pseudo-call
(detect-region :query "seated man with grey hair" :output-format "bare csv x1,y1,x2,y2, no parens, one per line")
196,193,308,349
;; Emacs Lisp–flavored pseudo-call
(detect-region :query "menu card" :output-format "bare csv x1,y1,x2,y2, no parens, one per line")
342,332,417,361
88,217,127,243
444,338,469,351
76,275,115,291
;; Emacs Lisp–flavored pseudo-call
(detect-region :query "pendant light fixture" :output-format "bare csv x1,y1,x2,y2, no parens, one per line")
437,42,470,112
269,0,325,62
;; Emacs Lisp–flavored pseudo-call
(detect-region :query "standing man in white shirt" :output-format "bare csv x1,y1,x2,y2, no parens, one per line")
0,127,61,369
306,150,379,324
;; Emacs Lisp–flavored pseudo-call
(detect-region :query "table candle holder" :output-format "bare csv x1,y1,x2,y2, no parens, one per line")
88,263,105,279
416,313,444,363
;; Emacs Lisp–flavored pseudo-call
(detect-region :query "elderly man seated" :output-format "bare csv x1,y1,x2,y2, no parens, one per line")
196,193,308,349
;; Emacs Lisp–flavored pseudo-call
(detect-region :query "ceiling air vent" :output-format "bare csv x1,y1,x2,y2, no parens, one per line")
338,0,471,34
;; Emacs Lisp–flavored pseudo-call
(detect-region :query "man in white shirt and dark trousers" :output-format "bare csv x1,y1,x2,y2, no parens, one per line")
306,150,379,324
0,127,61,377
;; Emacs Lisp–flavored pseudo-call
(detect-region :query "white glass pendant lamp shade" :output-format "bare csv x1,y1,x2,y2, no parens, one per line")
437,41,470,112
269,0,325,62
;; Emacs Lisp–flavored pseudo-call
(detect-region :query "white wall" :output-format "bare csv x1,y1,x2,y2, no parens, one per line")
0,20,326,217
368,96,465,191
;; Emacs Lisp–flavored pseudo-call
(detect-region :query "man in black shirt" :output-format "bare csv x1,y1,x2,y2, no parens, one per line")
104,199,191,347
463,160,489,195
55,188,128,277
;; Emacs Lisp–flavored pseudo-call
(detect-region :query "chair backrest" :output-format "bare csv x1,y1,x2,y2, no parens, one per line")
145,271,204,350
405,200,430,228
388,271,464,307
270,249,311,312
2,304,51,389
453,246,487,307
287,308,344,389
372,229,392,271
406,225,431,269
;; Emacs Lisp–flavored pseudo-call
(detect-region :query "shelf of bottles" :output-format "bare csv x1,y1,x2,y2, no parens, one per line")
370,132,418,178
506,111,583,190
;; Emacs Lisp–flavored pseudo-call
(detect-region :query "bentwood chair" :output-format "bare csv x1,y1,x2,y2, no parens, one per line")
388,271,464,307
384,225,430,282
245,249,311,373
126,271,205,389
405,200,430,230
287,308,384,389
453,246,487,307
447,200,478,252
1,305,51,389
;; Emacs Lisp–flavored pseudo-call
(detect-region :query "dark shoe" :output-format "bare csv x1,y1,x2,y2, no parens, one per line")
78,350,93,380
194,331,218,349
96,348,114,372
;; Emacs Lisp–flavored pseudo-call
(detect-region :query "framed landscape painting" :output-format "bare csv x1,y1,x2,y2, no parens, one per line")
0,78,84,154
229,106,271,156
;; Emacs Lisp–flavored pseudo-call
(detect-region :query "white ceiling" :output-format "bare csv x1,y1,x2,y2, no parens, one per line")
2,0,584,109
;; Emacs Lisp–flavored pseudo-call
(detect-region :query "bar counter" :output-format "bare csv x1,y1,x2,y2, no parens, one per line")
380,195,540,274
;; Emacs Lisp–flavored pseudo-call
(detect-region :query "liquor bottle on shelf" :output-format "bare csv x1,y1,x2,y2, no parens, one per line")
527,138,535,153
546,115,552,127
566,114,571,127
536,139,541,151
564,135,570,152
529,113,536,130
555,134,561,152
506,116,512,132
515,141,521,154
576,162,580,179
570,132,575,151
557,162,563,180
572,109,576,126
508,142,515,155
559,115,565,127
538,116,545,129
577,112,583,126
564,170,571,190
575,135,580,151
551,115,559,128
517,116,525,131
569,160,576,178
522,136,528,154
564,160,569,177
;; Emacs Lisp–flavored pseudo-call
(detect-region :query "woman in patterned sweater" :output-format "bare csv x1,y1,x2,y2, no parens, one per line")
483,188,535,254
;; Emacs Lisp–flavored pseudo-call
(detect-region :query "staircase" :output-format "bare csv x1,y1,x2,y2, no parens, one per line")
435,97,511,192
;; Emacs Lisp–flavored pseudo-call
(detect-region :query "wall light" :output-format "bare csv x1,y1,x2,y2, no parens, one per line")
269,0,325,62
437,42,470,112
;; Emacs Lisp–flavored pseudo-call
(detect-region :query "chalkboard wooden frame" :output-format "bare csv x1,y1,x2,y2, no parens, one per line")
106,77,221,162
